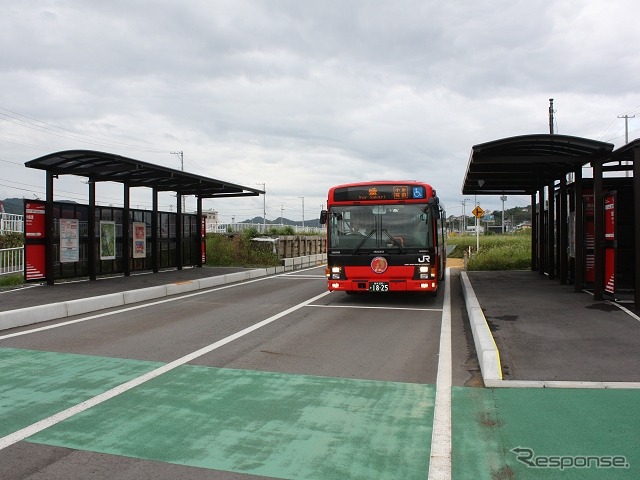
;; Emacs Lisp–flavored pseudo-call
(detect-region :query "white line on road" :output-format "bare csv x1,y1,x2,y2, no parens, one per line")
0,290,331,451
307,304,443,312
428,268,452,480
277,275,327,279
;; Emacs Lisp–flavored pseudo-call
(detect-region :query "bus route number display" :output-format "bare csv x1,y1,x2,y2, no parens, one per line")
334,185,426,201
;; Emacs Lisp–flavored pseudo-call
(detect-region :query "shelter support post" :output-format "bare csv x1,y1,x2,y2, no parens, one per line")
593,159,604,301
574,167,584,292
559,177,568,284
538,187,545,275
176,193,182,270
197,196,203,268
531,193,537,271
152,188,159,273
123,183,130,277
88,179,96,281
45,171,55,286
634,146,640,309
547,182,555,279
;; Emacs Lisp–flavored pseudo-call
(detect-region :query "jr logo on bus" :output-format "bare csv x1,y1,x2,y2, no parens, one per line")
417,255,431,263
371,256,388,274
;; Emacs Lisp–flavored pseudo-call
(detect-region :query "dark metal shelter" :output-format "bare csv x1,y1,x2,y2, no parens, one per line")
462,134,640,309
25,150,264,285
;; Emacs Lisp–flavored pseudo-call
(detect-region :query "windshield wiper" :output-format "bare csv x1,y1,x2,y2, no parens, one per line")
382,229,406,254
352,229,376,254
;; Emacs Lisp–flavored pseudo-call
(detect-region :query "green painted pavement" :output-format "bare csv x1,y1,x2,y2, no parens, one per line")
452,386,640,479
27,363,435,480
9,347,637,479
0,348,163,437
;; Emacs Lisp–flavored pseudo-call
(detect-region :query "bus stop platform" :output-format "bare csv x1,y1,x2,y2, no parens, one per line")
462,269,640,388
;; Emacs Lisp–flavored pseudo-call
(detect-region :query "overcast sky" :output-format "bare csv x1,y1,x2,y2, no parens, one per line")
1,0,639,223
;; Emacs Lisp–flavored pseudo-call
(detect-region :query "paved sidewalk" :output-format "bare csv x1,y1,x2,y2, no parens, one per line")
463,270,640,385
0,267,251,312
0,258,328,333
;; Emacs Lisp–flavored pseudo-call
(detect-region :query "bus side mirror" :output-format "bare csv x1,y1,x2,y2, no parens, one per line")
319,210,327,225
428,198,441,219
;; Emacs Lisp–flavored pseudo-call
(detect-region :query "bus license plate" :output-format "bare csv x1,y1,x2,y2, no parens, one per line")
369,282,389,292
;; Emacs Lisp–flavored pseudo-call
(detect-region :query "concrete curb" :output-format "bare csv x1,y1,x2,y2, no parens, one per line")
0,254,327,333
460,271,503,382
484,379,640,389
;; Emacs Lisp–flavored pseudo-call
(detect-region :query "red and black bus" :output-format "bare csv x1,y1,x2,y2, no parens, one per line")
320,181,446,294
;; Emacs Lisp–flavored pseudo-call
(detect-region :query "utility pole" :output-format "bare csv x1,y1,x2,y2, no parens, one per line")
500,195,507,234
618,114,636,144
461,198,470,234
299,197,305,229
257,183,266,232
280,205,284,226
618,114,635,177
171,151,185,212
548,98,555,134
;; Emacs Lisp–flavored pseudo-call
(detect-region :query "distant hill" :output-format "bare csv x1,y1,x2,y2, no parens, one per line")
0,200,323,226
0,198,24,215
241,216,321,227
1,198,80,215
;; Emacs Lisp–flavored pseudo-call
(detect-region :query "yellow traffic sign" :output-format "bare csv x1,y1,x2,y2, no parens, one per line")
472,206,484,218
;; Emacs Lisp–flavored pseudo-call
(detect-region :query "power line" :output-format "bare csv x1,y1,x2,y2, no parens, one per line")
0,106,168,153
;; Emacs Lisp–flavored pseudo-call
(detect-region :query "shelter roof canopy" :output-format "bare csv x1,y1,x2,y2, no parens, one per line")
462,134,614,195
25,150,263,198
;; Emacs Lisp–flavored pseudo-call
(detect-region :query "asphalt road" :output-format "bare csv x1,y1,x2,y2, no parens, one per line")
0,266,475,480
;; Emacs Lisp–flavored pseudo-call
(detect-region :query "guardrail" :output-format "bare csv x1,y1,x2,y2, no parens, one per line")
207,223,323,235
0,213,24,234
0,247,24,276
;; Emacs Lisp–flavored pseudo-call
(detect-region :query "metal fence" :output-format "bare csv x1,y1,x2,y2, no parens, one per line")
0,213,24,234
0,247,23,276
207,222,324,235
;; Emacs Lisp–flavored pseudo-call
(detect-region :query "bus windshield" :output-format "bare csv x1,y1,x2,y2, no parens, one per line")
327,204,433,251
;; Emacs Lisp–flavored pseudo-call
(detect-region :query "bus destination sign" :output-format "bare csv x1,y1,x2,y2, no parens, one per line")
334,184,426,202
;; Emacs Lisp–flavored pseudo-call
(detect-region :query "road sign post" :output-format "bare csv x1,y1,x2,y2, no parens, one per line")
472,206,484,252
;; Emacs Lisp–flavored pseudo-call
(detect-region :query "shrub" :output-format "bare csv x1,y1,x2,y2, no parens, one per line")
205,233,280,267
0,233,23,249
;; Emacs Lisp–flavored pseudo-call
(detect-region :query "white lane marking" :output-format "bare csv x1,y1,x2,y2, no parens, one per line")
278,275,327,279
0,270,319,341
0,290,331,451
607,300,640,322
428,268,452,479
307,304,443,312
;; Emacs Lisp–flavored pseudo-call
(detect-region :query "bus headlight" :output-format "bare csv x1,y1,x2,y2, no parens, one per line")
418,266,430,279
329,266,342,280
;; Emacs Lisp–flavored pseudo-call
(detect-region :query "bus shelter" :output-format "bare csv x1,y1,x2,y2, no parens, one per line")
462,134,640,309
24,150,263,285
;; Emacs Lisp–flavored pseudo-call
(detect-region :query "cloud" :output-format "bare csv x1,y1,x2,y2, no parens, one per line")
1,0,639,220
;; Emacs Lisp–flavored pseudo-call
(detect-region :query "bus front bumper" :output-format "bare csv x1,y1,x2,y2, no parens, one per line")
327,279,438,292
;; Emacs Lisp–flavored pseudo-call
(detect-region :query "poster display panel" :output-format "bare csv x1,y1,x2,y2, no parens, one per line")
60,218,79,263
133,222,146,258
99,221,116,260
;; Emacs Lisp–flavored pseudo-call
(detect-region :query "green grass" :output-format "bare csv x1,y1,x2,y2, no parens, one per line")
447,231,531,270
205,231,281,268
0,274,25,288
